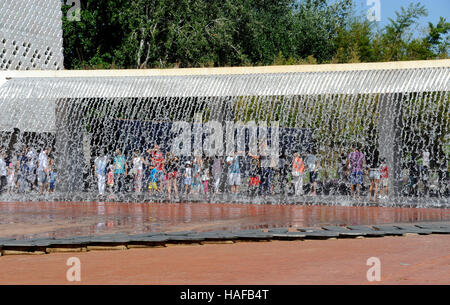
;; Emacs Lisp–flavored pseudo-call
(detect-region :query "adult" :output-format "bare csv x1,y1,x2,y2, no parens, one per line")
113,149,127,193
37,148,50,194
15,149,28,193
259,143,274,196
226,152,241,194
26,147,37,191
347,145,365,198
305,150,319,196
150,145,164,190
132,151,144,193
165,152,179,200
94,151,108,196
292,153,305,196
248,152,261,196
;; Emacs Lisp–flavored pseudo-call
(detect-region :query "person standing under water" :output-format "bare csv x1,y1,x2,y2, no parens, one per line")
132,151,144,193
248,151,261,196
259,142,273,196
305,149,318,196
292,152,305,196
94,151,108,197
347,145,365,199
184,161,193,196
37,148,50,195
113,149,127,194
165,152,179,200
150,145,165,192
201,164,210,195
226,152,241,194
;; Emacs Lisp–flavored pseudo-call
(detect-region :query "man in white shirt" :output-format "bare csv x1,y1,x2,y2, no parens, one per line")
37,148,50,194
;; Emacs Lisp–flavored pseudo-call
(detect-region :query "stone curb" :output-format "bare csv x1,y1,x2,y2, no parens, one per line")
1,223,449,256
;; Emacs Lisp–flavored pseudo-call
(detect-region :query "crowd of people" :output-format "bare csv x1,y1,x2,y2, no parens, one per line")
91,143,394,201
0,143,447,201
0,147,55,195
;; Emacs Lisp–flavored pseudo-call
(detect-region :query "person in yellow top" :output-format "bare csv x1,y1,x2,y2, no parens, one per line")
292,153,305,195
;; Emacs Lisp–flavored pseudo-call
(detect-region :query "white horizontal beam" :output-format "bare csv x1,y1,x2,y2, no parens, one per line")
0,59,449,79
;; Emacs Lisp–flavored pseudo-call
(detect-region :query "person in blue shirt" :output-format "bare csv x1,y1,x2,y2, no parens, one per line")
113,149,127,193
49,169,57,192
226,152,241,194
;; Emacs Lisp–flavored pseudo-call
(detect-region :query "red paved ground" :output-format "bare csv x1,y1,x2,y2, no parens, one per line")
0,234,449,285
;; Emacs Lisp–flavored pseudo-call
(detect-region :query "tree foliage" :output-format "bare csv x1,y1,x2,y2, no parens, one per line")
61,0,449,69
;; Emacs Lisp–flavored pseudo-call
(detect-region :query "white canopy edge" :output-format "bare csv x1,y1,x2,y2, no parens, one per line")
0,59,449,80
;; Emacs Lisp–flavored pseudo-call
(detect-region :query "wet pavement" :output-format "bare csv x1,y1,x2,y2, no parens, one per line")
0,201,449,240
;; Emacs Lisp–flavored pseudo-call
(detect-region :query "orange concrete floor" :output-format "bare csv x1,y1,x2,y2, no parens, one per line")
0,234,448,285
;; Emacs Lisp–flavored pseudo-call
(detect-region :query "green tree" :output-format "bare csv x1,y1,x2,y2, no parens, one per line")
61,0,448,70
426,17,450,58
381,2,428,61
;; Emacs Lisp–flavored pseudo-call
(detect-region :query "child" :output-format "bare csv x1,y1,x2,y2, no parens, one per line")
49,168,57,192
184,161,192,195
107,165,114,194
148,167,160,194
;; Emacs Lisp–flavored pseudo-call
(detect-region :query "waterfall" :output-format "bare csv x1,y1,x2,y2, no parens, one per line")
0,65,448,207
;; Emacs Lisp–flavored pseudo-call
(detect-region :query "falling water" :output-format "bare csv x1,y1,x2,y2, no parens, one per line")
0,67,448,207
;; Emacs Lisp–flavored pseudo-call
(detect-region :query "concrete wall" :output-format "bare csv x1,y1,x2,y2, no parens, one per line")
0,0,64,71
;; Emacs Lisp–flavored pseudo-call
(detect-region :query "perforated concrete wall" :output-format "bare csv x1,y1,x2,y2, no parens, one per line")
0,0,64,70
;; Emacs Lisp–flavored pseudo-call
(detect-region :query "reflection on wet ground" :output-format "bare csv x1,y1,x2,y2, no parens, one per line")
0,201,449,240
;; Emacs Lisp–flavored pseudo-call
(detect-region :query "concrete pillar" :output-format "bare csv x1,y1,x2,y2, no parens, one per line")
54,99,85,193
378,93,403,198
